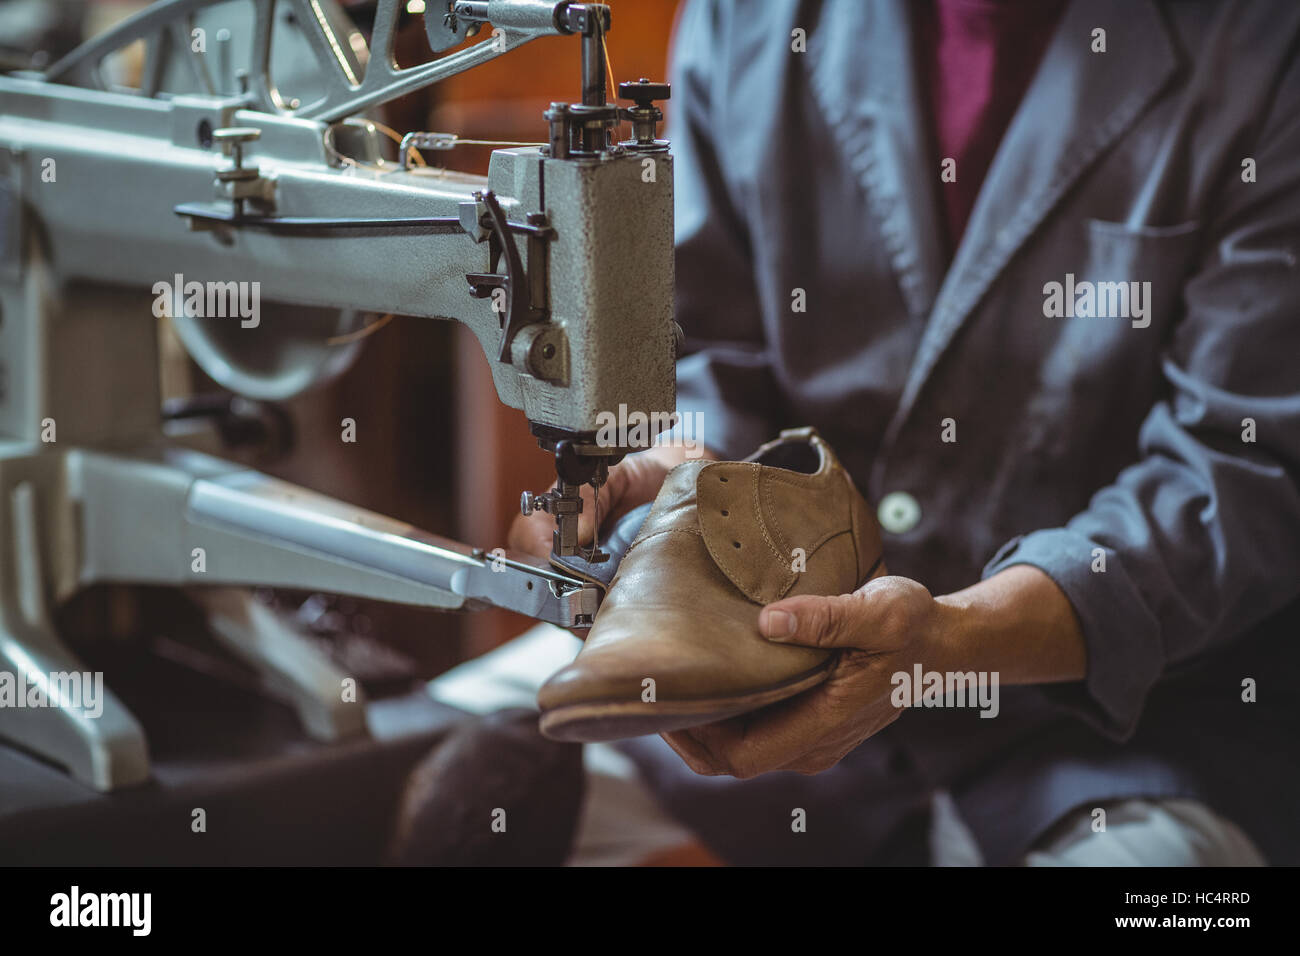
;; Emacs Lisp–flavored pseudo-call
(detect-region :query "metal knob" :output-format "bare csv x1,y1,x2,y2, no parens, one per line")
617,78,671,108
212,127,262,218
213,126,260,167
618,79,671,151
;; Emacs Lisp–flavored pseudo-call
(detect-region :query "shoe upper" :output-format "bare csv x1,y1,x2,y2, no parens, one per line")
536,428,883,712
697,426,883,605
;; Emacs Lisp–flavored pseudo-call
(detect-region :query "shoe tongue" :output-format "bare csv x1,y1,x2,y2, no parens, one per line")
695,461,798,605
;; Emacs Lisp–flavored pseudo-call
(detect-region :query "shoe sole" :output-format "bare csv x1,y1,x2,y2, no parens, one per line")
538,658,835,743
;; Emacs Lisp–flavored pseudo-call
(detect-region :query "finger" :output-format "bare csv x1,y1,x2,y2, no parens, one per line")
757,592,871,650
507,478,614,557
573,481,602,545
607,452,665,521
689,685,841,777
599,459,635,519
781,707,903,775
506,509,555,558
758,576,912,650
603,445,702,524
687,653,903,777
659,728,729,776
780,743,859,776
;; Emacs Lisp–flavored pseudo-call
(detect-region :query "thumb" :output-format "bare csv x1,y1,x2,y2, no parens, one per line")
758,591,871,649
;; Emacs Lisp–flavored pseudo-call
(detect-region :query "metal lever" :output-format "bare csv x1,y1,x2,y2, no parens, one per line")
462,190,553,363
521,484,586,558
212,126,263,217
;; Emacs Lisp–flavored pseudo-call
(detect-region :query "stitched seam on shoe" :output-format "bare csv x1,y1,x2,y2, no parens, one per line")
761,472,791,559
847,477,864,583
697,463,788,603
761,472,820,489
622,526,702,560
772,529,853,601
800,527,846,563
760,475,802,605
748,467,793,604
761,471,853,592
748,465,786,570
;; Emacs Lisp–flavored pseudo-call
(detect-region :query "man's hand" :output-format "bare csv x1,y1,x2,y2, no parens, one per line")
507,444,718,560
661,565,1086,778
661,575,937,777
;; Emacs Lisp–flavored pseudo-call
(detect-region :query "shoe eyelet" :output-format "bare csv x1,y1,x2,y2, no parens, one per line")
732,541,741,549
721,510,729,517
719,476,728,483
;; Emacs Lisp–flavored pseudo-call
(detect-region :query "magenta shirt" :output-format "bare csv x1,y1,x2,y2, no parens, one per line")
914,0,1068,253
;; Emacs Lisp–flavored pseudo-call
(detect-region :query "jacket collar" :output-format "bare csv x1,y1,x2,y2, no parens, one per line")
806,0,948,322
806,0,1182,472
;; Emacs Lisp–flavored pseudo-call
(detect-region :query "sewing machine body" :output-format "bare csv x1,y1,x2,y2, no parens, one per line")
0,0,674,789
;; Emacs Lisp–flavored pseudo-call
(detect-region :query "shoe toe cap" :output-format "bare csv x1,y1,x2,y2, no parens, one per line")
536,602,828,712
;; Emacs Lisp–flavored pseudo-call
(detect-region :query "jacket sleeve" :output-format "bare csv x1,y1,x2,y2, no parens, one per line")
665,0,781,459
984,57,1300,740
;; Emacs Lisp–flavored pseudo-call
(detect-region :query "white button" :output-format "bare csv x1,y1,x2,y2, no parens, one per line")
878,491,921,534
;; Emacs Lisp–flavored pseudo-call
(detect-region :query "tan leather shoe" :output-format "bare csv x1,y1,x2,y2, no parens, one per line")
537,427,884,742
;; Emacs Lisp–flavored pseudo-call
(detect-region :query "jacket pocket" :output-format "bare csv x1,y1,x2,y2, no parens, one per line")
1017,218,1203,471
1079,218,1202,331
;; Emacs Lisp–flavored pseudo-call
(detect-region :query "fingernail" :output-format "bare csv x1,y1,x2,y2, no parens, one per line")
760,608,796,639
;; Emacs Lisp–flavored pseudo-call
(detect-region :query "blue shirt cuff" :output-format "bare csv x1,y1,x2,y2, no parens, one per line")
982,528,1163,740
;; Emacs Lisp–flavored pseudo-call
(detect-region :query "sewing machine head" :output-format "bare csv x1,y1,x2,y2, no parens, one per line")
428,3,680,562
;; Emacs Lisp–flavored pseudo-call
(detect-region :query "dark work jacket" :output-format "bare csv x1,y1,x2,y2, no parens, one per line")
617,0,1300,865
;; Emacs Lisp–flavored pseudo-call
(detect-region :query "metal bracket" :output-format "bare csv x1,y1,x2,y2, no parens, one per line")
41,0,573,122
463,189,554,365
173,187,562,381
0,146,23,282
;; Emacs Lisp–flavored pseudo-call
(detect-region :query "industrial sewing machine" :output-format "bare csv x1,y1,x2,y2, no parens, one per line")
0,0,674,790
